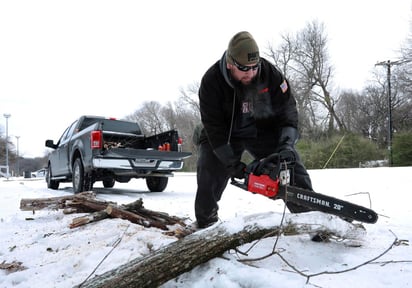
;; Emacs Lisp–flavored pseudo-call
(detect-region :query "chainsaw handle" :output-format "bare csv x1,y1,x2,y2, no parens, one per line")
248,151,295,178
279,150,297,167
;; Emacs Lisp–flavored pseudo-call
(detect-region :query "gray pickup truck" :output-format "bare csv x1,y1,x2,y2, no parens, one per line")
45,116,191,193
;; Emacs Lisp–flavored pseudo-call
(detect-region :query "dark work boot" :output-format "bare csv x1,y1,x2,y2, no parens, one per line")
197,208,218,228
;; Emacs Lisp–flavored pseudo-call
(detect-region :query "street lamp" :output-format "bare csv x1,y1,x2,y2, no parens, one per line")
3,113,11,179
15,136,20,177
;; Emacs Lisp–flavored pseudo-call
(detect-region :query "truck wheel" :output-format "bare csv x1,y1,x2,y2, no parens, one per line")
103,178,115,188
46,165,59,190
72,158,93,193
146,177,168,192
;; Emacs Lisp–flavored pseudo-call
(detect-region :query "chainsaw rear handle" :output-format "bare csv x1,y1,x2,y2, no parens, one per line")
260,150,296,168
249,151,296,179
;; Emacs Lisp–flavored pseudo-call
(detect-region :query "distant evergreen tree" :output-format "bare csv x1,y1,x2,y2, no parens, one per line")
392,132,412,166
297,133,385,169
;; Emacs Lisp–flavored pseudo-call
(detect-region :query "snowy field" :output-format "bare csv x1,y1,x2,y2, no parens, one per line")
0,167,411,288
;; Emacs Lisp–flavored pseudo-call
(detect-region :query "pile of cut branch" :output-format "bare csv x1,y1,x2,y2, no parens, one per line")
20,192,186,231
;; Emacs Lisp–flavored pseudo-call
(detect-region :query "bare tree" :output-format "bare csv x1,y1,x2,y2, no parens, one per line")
336,86,386,146
161,102,179,131
296,21,344,132
389,66,412,133
266,35,316,138
178,82,201,118
335,90,364,132
266,20,344,136
126,101,169,135
174,83,202,170
124,84,201,171
392,34,412,132
398,30,412,94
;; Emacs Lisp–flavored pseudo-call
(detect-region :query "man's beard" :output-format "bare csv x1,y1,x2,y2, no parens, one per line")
235,78,274,120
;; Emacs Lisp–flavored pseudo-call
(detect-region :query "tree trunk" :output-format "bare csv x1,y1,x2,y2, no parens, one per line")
77,212,351,288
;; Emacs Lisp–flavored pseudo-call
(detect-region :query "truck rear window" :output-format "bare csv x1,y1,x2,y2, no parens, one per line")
101,119,142,135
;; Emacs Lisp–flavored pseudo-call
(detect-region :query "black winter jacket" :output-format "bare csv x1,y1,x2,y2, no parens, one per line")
199,52,298,151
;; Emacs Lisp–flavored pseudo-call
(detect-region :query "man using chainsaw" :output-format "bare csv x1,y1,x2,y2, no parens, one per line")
194,31,313,229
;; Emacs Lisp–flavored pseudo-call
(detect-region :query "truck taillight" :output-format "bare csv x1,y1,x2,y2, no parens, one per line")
178,137,182,152
91,131,102,149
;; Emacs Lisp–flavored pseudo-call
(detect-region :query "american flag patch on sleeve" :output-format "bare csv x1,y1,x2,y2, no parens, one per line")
280,80,288,93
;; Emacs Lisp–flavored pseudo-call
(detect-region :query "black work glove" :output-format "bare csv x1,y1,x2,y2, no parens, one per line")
227,162,246,179
246,159,265,176
277,127,298,149
277,127,298,164
214,144,245,179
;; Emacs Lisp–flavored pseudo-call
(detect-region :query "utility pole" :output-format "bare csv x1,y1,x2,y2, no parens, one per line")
3,113,11,179
375,60,402,166
375,58,411,166
15,136,20,177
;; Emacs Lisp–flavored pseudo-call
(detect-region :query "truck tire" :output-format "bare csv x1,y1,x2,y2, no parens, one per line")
146,176,168,192
46,165,59,190
72,158,93,193
103,178,115,188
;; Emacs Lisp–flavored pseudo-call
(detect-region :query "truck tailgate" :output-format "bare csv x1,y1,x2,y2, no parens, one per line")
97,148,192,161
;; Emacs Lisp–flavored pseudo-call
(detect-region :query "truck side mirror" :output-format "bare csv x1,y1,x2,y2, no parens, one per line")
45,139,57,149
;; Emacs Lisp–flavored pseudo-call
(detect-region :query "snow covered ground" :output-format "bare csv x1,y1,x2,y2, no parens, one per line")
0,167,411,288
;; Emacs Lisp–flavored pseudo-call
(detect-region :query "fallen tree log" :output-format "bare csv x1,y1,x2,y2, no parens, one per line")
77,216,278,288
76,212,361,288
19,192,96,211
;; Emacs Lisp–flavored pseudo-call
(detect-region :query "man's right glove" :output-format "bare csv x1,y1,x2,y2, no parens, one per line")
276,127,298,162
246,159,265,176
277,127,298,152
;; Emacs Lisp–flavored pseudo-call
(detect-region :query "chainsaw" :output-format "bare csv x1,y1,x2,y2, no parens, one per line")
230,151,378,224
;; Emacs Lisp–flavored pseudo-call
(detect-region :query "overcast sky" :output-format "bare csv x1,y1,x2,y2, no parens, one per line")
1,0,411,158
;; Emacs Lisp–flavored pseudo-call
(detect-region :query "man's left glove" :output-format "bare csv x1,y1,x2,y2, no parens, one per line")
227,162,246,179
214,144,246,179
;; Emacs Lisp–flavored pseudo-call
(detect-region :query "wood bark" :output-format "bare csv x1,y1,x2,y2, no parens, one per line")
19,193,185,230
105,204,168,230
19,192,96,211
75,212,335,288
70,211,109,228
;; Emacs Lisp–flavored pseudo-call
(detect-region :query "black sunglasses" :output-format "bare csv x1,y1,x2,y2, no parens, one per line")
231,57,260,72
